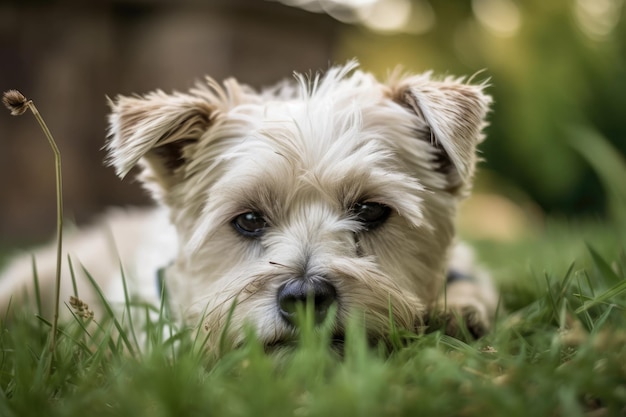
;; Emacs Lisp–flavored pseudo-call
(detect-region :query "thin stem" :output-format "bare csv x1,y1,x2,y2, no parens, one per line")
26,100,64,362
4,90,65,376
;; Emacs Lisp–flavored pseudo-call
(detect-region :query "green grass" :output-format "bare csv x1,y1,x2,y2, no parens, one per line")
1,218,625,417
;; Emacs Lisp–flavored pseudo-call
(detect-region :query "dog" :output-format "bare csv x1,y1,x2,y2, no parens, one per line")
0,61,498,352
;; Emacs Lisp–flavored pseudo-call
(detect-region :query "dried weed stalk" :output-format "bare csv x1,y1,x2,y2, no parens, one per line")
3,90,64,366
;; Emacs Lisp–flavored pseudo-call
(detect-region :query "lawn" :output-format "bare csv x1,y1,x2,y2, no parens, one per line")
1,217,625,417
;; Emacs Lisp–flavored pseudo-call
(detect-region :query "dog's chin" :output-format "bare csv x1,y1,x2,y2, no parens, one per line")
225,312,424,356
258,328,407,356
261,332,347,355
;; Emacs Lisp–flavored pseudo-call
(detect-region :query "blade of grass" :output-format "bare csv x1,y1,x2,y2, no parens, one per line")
573,277,594,331
156,266,172,351
81,265,136,357
118,263,140,353
575,279,626,314
567,126,626,226
38,309,93,356
586,244,622,286
544,273,560,324
438,334,474,353
67,255,79,298
30,256,42,319
386,297,403,350
218,299,238,357
191,304,214,357
558,263,576,298
589,304,615,333
582,270,596,298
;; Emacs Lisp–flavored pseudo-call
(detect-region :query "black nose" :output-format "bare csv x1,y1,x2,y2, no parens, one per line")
277,277,337,325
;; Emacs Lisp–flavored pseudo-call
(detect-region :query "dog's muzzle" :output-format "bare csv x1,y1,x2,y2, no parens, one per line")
277,276,337,326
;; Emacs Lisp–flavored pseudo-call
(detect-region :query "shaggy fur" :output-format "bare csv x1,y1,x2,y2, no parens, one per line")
0,62,497,352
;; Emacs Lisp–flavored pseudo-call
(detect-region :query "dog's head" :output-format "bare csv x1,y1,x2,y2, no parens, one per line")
107,62,491,351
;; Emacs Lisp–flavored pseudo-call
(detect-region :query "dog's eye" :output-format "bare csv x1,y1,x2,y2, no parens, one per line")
232,212,268,238
352,202,391,229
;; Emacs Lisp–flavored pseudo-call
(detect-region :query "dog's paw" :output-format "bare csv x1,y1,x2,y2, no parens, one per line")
426,301,492,339
446,302,491,339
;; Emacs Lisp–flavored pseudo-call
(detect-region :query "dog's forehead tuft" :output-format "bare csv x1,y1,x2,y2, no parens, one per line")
191,76,413,181
190,63,428,178
251,90,411,165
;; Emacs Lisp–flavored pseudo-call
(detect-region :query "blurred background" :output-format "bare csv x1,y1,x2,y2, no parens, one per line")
0,0,625,247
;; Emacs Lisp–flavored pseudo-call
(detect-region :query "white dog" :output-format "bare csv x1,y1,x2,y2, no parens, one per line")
0,62,497,352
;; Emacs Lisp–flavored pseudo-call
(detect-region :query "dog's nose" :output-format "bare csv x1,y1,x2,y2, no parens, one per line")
277,277,337,325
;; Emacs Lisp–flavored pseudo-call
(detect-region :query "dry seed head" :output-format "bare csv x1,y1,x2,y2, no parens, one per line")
3,90,30,116
69,295,94,319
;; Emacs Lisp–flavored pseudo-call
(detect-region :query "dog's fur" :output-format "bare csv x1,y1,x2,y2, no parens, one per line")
0,62,497,351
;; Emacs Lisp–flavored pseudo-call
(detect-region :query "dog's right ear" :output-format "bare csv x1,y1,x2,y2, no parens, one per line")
106,90,215,193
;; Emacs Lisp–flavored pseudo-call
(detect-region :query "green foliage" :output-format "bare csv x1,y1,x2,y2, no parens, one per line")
1,222,625,416
568,126,626,226
338,0,626,217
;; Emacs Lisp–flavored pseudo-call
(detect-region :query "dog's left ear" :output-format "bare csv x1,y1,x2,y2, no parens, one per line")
393,75,492,193
106,91,214,193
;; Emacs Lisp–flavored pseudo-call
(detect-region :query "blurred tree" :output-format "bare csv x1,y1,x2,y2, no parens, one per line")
335,0,626,218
